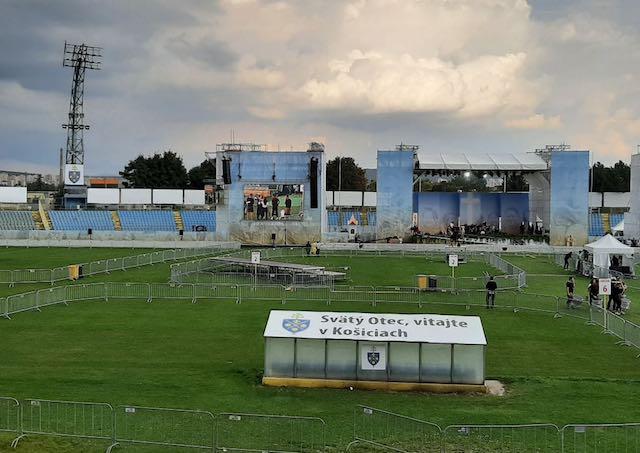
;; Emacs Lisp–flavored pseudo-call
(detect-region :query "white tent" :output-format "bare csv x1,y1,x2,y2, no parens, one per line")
585,234,633,270
612,220,624,232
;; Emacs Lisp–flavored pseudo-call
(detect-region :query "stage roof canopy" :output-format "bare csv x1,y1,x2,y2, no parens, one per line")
416,152,548,172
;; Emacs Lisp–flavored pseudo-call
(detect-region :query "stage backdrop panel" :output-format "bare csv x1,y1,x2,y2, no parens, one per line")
500,193,529,234
376,151,414,239
459,193,500,226
120,189,152,204
87,188,120,205
0,187,27,203
550,151,589,245
414,192,459,234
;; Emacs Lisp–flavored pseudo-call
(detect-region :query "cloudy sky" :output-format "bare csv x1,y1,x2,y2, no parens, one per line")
1,0,639,175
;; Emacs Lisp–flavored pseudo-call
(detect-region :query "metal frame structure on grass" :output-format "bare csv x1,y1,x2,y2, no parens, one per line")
170,248,527,291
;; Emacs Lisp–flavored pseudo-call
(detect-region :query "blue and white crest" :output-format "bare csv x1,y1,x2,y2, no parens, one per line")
282,317,310,334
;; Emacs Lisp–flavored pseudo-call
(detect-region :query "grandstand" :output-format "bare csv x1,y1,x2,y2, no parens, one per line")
118,210,176,231
0,211,37,230
181,210,216,232
49,210,114,231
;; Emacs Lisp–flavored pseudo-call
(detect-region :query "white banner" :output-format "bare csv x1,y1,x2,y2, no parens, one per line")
0,187,27,203
360,343,386,370
152,189,183,204
120,189,152,204
64,164,84,186
183,189,205,205
87,188,120,204
264,310,486,345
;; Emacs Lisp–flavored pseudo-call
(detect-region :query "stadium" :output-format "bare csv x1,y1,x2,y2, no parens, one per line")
0,138,640,452
2,5,640,453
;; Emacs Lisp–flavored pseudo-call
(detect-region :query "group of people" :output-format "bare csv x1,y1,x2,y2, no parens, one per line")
565,275,629,314
519,221,545,236
245,193,292,220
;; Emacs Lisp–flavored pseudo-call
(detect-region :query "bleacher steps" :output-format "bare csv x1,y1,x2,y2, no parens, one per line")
31,212,45,230
111,211,122,231
39,203,52,230
174,211,184,231
602,212,611,233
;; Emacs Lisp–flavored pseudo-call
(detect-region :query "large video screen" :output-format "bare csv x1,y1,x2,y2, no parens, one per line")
244,184,304,221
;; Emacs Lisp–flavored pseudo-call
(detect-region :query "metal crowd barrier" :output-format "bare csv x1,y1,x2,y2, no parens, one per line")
0,245,233,286
1,396,325,452
349,406,640,453
216,412,326,452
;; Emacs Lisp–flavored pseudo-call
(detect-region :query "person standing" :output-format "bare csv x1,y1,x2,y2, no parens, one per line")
611,278,625,314
563,251,572,270
246,194,255,220
587,277,600,306
271,194,280,219
285,195,292,217
566,276,575,308
485,276,497,309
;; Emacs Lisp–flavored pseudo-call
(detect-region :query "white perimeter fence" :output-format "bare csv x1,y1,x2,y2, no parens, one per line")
2,399,639,452
350,405,640,452
2,281,638,356
1,397,325,452
0,245,236,286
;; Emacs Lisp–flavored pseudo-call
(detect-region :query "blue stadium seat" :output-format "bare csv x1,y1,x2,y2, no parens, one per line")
118,210,176,231
327,211,339,227
49,211,114,231
181,210,216,232
0,211,37,230
368,212,376,226
589,213,604,237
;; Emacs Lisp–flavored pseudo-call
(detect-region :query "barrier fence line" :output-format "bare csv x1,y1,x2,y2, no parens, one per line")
113,405,215,450
2,397,640,452
1,281,639,356
442,423,561,452
216,412,326,452
0,244,236,286
350,405,442,452
170,249,527,291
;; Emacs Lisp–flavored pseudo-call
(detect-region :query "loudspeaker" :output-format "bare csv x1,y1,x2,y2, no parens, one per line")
222,158,232,184
87,228,93,236
271,233,276,240
309,157,319,209
179,229,184,236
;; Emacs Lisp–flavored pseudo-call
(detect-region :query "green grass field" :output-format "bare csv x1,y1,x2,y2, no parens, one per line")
0,247,639,452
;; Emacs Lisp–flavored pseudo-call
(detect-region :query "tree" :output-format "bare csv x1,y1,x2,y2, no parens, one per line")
188,159,216,189
431,174,489,192
506,173,529,192
326,157,367,191
591,160,630,192
120,151,188,188
27,174,58,191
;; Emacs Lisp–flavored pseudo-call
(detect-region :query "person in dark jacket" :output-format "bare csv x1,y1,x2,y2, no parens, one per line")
564,252,572,270
486,276,497,309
